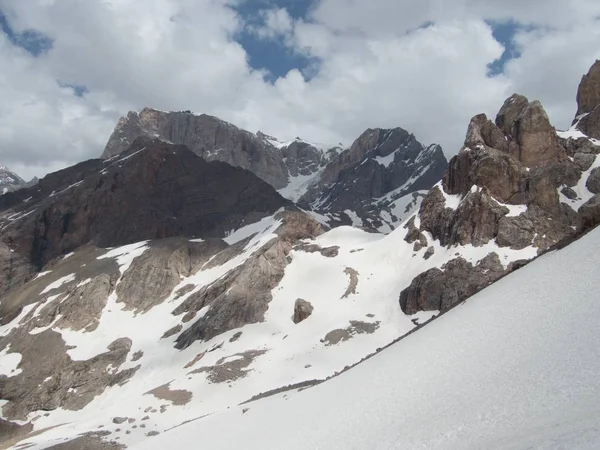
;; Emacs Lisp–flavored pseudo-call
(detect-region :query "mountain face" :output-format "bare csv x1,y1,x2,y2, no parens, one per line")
0,62,599,450
0,137,290,298
101,109,447,231
0,165,27,194
301,128,447,231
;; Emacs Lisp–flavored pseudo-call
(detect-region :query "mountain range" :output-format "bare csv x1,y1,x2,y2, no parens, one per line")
0,60,599,450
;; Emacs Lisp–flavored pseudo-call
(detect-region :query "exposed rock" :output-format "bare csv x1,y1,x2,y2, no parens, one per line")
579,194,600,231
112,417,127,425
293,299,314,324
145,382,192,406
116,238,225,314
423,246,435,260
495,95,564,166
0,241,34,299
321,321,380,346
443,145,525,202
294,243,339,258
421,188,509,247
0,330,138,421
495,94,530,138
576,60,600,117
342,267,359,298
45,434,125,450
586,167,600,194
161,324,183,340
561,187,578,200
576,106,600,140
189,349,267,383
399,253,509,314
229,332,242,342
574,152,596,171
465,113,510,153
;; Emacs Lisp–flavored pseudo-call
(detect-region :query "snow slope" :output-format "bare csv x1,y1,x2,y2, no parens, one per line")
138,225,600,450
0,207,539,449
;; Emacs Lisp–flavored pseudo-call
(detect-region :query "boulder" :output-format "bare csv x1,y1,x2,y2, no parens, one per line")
579,194,600,231
293,299,314,324
586,167,600,194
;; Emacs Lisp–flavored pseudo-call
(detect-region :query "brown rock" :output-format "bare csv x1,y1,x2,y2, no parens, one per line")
513,101,564,166
399,253,509,314
576,60,600,117
293,299,314,324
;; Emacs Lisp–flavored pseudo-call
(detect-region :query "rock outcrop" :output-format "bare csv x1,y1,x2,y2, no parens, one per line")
401,61,600,315
400,254,515,315
293,299,314,324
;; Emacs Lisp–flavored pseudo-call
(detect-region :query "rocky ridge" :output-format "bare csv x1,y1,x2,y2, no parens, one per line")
102,109,447,232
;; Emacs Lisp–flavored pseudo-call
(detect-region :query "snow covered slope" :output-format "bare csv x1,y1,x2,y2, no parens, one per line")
0,207,538,449
137,225,600,450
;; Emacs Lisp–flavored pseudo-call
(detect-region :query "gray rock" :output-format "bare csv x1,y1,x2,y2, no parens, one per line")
586,167,600,194
102,109,289,189
574,152,596,171
561,187,578,200
423,246,435,260
293,299,314,324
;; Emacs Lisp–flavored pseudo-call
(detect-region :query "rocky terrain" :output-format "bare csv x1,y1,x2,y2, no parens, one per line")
102,109,447,231
0,61,598,450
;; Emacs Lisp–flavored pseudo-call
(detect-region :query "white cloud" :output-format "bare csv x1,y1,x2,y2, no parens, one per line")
0,0,598,181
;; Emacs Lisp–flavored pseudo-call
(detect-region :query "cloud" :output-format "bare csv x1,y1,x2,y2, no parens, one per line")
0,0,598,181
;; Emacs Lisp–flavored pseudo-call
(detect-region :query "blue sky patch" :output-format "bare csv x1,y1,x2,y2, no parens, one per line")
58,82,89,98
0,9,53,57
486,21,537,76
232,0,317,82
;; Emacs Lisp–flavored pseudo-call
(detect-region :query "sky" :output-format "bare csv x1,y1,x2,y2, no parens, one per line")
0,0,599,181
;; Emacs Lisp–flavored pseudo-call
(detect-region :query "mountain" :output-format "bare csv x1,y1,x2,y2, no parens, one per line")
0,165,27,195
0,61,599,450
101,109,447,231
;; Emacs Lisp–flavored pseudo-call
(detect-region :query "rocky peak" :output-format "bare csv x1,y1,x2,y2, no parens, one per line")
576,59,600,117
493,94,564,166
102,108,290,189
569,60,600,140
